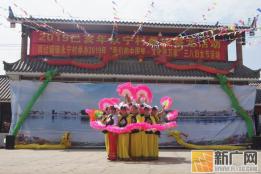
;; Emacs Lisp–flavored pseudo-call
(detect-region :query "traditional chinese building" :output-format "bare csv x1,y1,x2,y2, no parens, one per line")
3,10,260,146
4,10,261,83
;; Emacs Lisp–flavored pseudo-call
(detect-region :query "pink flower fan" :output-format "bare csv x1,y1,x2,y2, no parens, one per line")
90,121,106,131
110,98,120,105
166,110,179,121
98,98,114,110
135,85,153,103
117,82,135,98
160,96,173,110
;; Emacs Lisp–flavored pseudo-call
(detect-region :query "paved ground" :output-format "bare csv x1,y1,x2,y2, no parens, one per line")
0,149,260,174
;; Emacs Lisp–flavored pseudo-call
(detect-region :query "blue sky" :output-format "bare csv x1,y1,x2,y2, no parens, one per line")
0,0,260,75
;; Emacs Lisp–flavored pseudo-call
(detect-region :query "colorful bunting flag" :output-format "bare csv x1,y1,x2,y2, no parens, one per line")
132,1,155,39
53,0,89,35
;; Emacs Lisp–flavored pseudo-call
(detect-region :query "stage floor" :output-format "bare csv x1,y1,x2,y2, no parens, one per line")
0,149,260,174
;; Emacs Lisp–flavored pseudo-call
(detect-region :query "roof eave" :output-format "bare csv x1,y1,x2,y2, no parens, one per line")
0,100,11,103
5,71,259,82
7,16,251,30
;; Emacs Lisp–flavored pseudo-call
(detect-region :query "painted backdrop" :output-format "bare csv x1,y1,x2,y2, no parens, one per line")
10,81,256,146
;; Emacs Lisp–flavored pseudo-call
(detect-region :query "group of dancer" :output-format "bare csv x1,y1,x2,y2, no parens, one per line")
87,83,178,161
100,101,165,161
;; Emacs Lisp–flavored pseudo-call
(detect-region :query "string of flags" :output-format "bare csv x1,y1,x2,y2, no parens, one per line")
12,2,66,34
142,28,252,49
112,0,120,20
0,0,260,48
132,1,155,39
109,0,120,42
0,10,50,33
176,1,218,42
53,0,90,36
7,3,85,39
202,1,218,21
139,0,260,48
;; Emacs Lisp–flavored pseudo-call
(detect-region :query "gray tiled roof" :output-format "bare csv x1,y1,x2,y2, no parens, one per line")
3,57,260,79
9,16,250,30
0,76,10,102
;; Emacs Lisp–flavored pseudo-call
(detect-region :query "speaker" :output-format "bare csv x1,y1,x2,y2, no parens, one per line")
252,136,261,149
5,135,15,149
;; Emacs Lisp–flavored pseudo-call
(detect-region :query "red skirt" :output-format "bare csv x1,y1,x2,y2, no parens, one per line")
108,132,118,161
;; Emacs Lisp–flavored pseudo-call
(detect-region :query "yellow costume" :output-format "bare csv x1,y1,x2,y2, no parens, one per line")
104,133,109,155
101,115,109,155
153,114,161,124
117,115,131,160
152,131,159,159
141,115,157,159
151,114,160,159
129,114,142,159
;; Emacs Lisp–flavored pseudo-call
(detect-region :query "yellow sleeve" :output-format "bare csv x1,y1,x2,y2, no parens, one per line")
154,115,160,123
150,116,156,124
140,115,145,123
127,115,132,124
136,115,142,123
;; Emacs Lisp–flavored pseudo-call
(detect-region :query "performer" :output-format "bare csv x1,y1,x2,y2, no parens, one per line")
106,105,119,161
151,106,160,123
87,82,179,161
101,107,111,155
151,106,162,159
129,104,142,159
117,105,131,160
140,105,156,160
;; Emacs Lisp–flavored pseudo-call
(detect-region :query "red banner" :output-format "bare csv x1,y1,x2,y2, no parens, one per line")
30,31,228,61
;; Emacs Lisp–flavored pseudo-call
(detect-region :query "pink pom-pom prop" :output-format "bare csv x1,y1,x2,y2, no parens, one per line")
110,98,120,105
90,121,106,130
145,122,177,131
135,85,153,103
117,82,135,98
89,121,177,134
98,98,114,110
166,110,179,121
160,96,173,110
